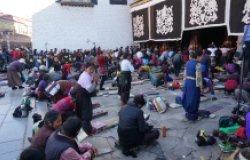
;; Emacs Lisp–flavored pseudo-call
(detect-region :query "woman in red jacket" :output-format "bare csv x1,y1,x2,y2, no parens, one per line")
96,51,108,90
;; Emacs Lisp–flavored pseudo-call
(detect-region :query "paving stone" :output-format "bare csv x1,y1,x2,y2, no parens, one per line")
0,115,5,123
3,109,27,123
190,150,213,160
0,71,239,160
159,136,183,151
0,121,26,143
0,140,22,155
0,150,21,160
171,145,195,159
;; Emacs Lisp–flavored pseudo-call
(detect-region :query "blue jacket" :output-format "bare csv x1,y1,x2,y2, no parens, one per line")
244,25,250,42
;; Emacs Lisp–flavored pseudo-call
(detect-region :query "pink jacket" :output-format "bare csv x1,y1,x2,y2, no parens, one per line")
60,142,94,160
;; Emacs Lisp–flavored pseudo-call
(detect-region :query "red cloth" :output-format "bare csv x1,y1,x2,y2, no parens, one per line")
225,80,238,91
96,55,108,75
64,63,71,74
150,54,156,64
97,55,108,67
53,96,76,114
182,54,189,64
235,127,246,139
13,50,21,60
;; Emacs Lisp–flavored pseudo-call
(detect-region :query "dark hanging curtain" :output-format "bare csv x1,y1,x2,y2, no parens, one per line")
91,0,97,5
184,0,226,30
110,0,127,5
132,8,149,42
229,0,246,34
150,0,182,40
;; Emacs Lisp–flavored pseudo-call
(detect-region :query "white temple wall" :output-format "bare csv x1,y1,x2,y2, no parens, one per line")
32,0,133,51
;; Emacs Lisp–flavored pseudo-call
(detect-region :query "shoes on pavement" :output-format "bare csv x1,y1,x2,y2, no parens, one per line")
12,87,17,90
19,86,24,89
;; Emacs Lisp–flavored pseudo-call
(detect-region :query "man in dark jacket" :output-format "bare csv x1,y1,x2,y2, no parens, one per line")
45,117,95,160
117,95,160,157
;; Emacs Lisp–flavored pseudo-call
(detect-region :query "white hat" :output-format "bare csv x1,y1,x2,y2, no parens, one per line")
32,67,38,72
39,65,46,71
19,58,26,64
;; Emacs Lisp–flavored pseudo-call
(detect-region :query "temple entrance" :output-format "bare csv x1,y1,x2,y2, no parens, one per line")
181,26,237,50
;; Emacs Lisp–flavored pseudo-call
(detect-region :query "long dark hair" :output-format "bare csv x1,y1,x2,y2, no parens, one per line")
40,110,60,129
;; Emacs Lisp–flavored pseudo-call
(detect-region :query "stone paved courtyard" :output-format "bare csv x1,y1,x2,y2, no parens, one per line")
0,76,237,160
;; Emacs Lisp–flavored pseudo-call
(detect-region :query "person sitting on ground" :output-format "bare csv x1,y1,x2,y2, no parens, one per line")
137,64,151,80
20,147,45,160
52,92,76,122
45,116,97,160
117,95,160,157
27,67,40,86
161,64,173,82
7,58,26,90
235,80,250,104
34,65,48,88
31,113,42,136
51,80,77,103
35,74,49,100
224,62,240,95
30,110,62,152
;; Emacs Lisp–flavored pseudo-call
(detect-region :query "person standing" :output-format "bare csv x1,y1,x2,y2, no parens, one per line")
172,51,183,77
182,51,203,121
243,24,250,77
76,63,98,135
7,58,26,90
118,53,134,103
96,51,108,90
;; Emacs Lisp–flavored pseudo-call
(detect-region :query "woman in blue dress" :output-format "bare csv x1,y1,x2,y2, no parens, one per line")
182,50,203,121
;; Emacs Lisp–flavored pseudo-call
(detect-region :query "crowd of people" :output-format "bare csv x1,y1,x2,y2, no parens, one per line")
0,25,250,159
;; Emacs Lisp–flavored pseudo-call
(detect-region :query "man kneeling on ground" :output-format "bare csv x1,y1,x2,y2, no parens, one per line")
117,95,160,157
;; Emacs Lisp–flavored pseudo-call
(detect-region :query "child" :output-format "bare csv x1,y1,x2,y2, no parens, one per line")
30,110,62,151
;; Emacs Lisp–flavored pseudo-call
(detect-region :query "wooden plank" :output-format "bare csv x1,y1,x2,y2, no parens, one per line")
92,111,108,119
92,117,118,133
